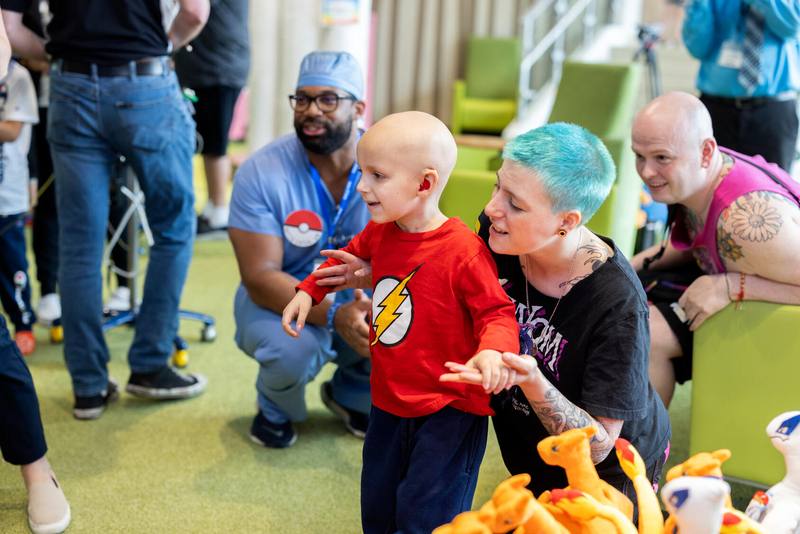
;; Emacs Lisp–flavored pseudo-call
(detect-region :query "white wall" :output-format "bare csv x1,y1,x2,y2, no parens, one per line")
248,0,372,151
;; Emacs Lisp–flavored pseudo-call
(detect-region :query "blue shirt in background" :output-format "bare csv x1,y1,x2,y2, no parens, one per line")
229,134,370,295
683,0,800,98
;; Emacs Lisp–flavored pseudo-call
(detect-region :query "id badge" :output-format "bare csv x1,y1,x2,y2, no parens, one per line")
718,41,743,69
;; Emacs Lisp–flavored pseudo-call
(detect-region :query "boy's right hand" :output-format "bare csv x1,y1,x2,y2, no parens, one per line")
312,249,372,291
281,291,314,337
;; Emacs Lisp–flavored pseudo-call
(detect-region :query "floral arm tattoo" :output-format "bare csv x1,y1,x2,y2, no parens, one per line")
718,191,786,262
529,385,614,464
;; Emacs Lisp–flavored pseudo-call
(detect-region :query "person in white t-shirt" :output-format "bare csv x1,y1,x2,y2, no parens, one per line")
0,58,39,355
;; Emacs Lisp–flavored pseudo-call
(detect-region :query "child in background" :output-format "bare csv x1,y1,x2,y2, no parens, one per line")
282,111,519,534
0,59,40,355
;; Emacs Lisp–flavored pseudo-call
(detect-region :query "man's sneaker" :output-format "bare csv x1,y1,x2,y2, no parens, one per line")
15,331,36,356
73,379,119,420
320,381,368,438
125,366,207,400
249,412,297,448
36,293,61,327
105,286,132,313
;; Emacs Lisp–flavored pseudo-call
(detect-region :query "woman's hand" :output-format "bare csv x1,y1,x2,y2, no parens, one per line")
312,249,372,291
440,351,544,393
499,352,543,386
677,273,730,331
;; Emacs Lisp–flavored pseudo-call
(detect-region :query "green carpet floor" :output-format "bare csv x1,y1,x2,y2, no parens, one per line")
0,238,755,533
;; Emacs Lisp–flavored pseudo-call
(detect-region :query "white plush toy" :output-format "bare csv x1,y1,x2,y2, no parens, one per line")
661,476,729,534
745,411,800,533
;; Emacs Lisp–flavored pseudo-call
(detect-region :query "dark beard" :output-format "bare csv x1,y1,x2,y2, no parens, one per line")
294,118,353,155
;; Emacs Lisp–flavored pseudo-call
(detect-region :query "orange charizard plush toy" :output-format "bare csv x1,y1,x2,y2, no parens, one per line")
537,427,635,522
614,438,664,534
550,489,637,534
477,473,569,534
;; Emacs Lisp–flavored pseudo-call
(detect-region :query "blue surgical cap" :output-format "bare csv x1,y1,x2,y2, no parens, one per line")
296,51,364,101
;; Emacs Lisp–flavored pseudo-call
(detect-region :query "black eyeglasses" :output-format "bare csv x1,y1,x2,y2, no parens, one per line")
288,93,355,113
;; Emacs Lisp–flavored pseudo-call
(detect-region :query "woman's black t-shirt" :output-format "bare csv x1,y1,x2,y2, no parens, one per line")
478,214,671,495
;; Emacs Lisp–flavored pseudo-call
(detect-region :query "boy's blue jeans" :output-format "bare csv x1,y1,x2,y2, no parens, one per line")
47,62,196,397
361,405,488,534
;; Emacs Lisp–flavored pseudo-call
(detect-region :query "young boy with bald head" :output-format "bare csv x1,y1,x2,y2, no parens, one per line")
282,111,519,533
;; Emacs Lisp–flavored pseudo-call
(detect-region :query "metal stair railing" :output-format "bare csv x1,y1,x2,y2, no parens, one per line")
519,0,621,110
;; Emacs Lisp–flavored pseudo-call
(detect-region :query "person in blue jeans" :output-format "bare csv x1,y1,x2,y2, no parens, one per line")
2,0,212,419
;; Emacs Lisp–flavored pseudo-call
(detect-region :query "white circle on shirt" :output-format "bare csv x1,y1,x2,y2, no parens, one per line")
283,210,323,248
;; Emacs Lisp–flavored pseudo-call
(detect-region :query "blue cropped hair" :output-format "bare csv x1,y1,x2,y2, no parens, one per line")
502,122,615,222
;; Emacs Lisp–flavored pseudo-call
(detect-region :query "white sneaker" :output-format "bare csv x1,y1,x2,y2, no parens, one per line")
105,286,131,312
36,294,61,327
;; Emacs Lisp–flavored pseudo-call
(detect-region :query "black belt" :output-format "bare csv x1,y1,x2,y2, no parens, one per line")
58,57,168,77
701,92,797,110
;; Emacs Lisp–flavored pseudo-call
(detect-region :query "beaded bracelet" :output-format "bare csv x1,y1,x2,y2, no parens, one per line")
735,272,746,310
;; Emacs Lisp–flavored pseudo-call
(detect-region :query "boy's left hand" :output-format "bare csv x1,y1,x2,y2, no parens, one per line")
440,350,516,394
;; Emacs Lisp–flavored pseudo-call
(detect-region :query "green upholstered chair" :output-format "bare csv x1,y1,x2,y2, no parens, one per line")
690,302,800,486
441,168,496,229
547,61,643,257
548,61,642,140
451,37,521,135
586,137,640,257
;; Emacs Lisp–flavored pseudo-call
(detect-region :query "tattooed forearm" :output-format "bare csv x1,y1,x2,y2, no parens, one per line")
530,387,613,464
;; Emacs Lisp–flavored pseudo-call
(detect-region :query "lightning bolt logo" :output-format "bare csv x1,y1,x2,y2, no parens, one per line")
372,266,420,346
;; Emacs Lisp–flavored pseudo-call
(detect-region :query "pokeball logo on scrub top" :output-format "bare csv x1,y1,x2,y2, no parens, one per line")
283,210,323,247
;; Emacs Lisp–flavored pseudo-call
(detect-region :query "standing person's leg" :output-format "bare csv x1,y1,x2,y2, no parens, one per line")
105,69,205,396
194,85,242,234
48,69,118,416
739,99,799,172
0,314,70,534
0,214,36,355
31,106,61,326
0,214,37,354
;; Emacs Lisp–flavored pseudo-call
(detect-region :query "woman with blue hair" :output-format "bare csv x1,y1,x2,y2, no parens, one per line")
442,122,670,498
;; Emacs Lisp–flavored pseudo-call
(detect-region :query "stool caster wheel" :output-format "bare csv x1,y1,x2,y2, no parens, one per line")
201,324,216,342
50,325,64,344
172,348,189,368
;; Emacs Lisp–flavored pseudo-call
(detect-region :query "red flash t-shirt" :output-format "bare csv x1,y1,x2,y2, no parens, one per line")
298,218,519,417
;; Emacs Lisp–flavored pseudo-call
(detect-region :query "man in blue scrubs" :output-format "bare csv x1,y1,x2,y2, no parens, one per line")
229,51,371,448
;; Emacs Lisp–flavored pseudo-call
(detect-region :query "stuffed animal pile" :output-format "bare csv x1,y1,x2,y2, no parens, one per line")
434,410,800,533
